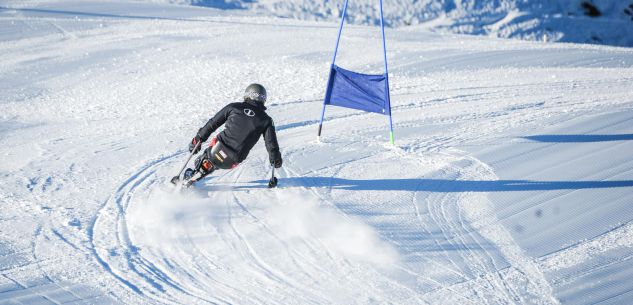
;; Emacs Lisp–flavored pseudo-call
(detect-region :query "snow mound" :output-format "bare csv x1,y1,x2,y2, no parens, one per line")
149,0,633,47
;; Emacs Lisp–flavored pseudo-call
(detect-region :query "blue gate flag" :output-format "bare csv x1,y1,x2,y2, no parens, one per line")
317,0,394,144
324,65,390,115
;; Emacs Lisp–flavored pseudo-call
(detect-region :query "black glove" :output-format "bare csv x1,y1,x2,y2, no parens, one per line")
189,135,201,154
273,158,282,168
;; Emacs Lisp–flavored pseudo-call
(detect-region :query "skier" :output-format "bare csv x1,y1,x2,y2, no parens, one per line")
178,83,282,187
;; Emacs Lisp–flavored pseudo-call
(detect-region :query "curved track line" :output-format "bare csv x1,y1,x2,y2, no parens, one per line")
90,152,224,304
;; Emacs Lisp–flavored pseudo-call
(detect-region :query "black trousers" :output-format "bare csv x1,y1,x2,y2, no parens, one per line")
198,140,238,172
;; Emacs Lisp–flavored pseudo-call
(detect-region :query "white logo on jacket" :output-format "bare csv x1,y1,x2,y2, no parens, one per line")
244,108,255,117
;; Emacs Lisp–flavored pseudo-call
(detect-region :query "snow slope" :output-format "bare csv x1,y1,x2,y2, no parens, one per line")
145,0,633,47
1,0,633,304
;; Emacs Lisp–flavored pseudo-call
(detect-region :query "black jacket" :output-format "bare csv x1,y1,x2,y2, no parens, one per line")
196,100,281,164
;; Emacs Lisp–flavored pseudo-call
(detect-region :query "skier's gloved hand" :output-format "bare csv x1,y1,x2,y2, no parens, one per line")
189,135,201,154
273,158,282,168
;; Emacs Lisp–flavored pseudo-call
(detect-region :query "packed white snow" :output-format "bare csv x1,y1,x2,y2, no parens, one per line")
1,0,633,304
143,0,633,47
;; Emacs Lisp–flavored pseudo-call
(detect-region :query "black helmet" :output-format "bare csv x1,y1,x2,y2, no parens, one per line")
244,83,267,104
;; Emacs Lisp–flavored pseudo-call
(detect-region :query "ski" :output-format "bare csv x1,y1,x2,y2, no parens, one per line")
171,168,201,189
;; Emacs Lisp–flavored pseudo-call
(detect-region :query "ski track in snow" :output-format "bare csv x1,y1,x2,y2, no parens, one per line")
87,120,561,304
90,145,540,304
2,1,633,304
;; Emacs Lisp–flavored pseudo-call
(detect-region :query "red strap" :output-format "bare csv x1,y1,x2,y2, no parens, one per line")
210,136,217,147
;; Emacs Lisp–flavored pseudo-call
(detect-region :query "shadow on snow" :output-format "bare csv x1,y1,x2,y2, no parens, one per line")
0,6,201,22
522,134,633,143
243,177,633,192
193,0,254,10
0,7,334,29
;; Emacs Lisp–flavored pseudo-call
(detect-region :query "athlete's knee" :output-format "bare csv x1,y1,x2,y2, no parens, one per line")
194,150,214,175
